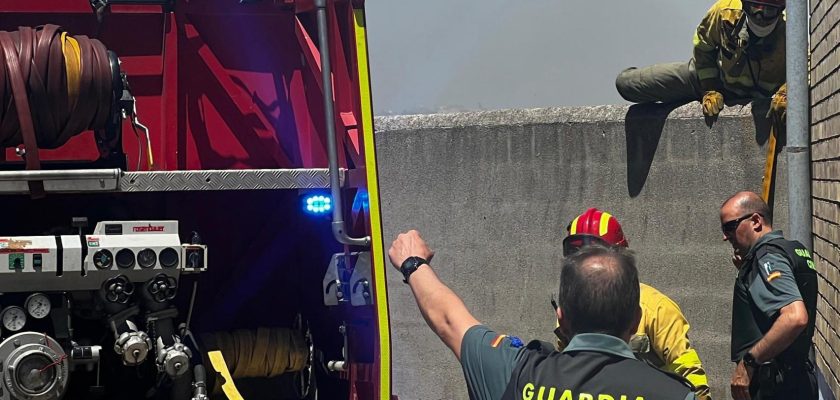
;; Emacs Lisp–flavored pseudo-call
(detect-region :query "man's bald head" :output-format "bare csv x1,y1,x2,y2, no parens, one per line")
721,191,773,226
558,245,640,337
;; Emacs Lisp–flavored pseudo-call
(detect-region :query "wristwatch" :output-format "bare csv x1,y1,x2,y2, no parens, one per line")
400,256,427,283
742,352,762,369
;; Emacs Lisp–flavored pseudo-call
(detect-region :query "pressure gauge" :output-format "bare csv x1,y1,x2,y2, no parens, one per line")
159,248,179,269
25,293,51,319
93,250,113,270
2,306,27,332
116,249,136,269
137,249,157,269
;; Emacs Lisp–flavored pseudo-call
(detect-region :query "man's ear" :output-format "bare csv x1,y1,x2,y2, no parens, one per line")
752,213,764,232
556,307,572,336
554,307,571,345
625,305,642,340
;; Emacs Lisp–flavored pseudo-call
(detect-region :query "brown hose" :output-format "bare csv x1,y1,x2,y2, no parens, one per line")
0,25,114,195
201,327,309,396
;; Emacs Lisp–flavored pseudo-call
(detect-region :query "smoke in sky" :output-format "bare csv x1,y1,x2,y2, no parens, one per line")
366,0,712,115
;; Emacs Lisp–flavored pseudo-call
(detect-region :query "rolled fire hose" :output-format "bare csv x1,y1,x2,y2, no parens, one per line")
0,25,116,194
202,327,308,395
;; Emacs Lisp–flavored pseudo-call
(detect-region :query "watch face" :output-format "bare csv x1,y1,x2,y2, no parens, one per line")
402,257,421,270
401,257,426,283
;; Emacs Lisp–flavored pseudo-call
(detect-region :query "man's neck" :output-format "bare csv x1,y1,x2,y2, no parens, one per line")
748,228,775,253
757,227,774,239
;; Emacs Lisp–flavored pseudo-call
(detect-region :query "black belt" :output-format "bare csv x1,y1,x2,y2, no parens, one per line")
759,358,814,374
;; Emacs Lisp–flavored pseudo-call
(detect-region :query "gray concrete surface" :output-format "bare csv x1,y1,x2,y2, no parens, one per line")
376,101,787,400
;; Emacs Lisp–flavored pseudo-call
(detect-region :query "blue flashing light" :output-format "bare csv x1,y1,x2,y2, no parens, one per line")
352,190,370,212
303,195,332,215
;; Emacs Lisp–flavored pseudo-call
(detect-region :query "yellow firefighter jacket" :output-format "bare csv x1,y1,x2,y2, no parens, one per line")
555,284,711,400
693,0,785,98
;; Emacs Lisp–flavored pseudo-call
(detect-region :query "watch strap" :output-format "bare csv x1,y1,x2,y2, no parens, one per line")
400,256,427,284
742,352,762,368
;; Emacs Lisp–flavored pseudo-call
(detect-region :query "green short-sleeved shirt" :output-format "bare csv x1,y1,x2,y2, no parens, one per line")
459,325,525,400
460,327,673,400
747,231,803,317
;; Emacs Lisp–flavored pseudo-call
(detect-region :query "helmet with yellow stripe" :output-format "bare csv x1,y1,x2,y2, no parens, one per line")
562,208,628,256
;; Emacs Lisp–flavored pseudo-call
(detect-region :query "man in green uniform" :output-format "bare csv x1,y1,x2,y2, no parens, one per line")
719,191,817,400
615,0,787,123
388,230,695,400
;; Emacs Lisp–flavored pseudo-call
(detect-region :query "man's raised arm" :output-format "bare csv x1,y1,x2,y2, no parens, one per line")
388,230,480,360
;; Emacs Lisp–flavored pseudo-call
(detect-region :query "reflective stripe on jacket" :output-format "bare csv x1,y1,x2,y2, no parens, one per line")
635,283,711,400
557,283,712,400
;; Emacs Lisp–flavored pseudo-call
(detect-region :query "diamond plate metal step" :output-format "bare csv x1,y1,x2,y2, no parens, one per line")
0,168,347,194
121,168,344,191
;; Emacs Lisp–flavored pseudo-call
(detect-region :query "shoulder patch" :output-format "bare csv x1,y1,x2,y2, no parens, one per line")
489,334,527,349
763,261,774,275
490,334,507,348
758,251,792,283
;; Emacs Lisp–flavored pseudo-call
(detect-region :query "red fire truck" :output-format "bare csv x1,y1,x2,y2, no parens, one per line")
0,0,391,399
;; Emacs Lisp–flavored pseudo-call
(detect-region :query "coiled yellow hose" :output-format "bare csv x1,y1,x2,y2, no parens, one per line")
202,327,308,396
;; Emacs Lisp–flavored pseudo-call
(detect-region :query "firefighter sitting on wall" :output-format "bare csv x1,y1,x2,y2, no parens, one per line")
558,208,712,400
615,0,787,126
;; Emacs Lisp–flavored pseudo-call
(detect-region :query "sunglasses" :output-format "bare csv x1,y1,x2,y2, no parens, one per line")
744,3,782,20
721,213,758,234
562,234,610,257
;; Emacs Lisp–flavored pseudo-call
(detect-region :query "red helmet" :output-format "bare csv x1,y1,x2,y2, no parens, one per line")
743,0,785,8
563,208,628,256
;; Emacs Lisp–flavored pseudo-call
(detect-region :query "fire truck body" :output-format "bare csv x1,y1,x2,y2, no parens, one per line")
0,0,390,399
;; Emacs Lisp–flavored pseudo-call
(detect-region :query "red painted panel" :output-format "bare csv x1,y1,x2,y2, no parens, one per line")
0,0,363,171
0,2,379,398
0,10,166,168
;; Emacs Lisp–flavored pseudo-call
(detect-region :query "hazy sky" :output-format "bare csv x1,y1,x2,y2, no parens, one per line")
365,1,712,115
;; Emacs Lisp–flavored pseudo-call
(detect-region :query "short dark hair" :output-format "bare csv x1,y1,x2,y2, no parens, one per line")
558,245,640,337
739,196,773,226
722,191,773,226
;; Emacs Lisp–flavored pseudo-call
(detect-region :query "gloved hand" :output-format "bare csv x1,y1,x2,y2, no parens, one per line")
767,83,787,128
702,91,725,117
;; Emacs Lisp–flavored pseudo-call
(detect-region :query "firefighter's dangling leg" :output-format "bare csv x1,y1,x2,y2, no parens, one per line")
616,59,704,104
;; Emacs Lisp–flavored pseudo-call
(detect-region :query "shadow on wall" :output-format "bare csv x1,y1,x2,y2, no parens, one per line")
624,99,774,197
624,102,681,197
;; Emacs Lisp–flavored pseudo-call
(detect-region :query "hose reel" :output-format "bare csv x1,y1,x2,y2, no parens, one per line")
0,25,120,147
201,326,313,398
0,24,149,195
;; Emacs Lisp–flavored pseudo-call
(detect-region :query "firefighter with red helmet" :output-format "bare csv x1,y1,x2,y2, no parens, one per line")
558,208,712,400
616,0,787,125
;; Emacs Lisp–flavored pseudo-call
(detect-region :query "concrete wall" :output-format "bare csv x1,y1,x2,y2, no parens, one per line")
376,103,785,400
810,0,840,397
